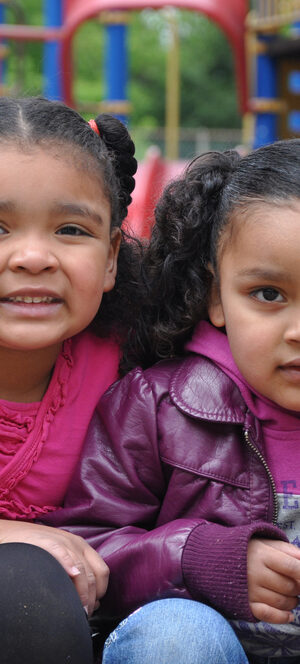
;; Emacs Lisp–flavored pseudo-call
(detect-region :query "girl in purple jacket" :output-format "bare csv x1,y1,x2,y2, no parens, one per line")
48,139,300,664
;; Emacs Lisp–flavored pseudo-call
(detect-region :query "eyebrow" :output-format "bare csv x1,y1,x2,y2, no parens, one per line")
236,267,292,282
0,201,15,214
0,200,105,226
52,203,104,226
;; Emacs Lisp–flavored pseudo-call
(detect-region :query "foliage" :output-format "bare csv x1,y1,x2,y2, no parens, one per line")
130,10,240,128
4,2,241,129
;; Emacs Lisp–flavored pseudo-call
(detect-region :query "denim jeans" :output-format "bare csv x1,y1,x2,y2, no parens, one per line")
102,598,249,664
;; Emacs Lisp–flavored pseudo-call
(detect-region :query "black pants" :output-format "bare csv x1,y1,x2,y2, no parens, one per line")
0,542,93,663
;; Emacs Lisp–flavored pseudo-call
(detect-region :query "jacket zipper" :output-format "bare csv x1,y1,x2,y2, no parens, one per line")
244,429,279,525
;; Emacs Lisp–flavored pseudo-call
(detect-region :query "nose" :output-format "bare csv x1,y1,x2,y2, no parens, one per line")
8,240,59,274
283,315,300,344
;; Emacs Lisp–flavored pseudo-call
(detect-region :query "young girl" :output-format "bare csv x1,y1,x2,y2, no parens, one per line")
47,139,300,664
0,95,138,663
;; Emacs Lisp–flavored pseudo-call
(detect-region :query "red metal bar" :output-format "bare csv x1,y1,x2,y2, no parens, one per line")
61,37,73,107
0,25,62,41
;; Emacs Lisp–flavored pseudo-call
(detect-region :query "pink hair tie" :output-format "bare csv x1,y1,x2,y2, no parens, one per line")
88,119,100,136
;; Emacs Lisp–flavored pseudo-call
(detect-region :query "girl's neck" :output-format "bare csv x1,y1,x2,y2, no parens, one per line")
0,344,62,403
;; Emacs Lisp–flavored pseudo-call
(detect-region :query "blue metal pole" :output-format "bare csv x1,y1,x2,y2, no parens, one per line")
288,21,300,134
104,18,128,124
253,36,277,149
43,0,63,100
0,3,7,89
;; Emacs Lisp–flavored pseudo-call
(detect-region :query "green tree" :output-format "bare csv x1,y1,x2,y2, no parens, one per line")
130,10,240,128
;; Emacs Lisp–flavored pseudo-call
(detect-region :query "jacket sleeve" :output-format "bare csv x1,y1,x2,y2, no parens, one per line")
41,368,287,622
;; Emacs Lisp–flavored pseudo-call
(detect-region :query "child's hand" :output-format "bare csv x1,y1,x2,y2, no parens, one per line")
0,520,109,616
248,538,300,623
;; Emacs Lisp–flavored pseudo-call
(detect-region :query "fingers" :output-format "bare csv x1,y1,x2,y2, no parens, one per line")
45,540,83,578
0,521,109,617
31,538,97,616
250,601,295,624
70,560,97,617
249,561,298,599
67,537,109,617
265,545,300,583
248,539,300,589
21,530,107,616
265,539,300,562
72,544,109,617
247,538,300,623
250,586,298,613
84,544,109,599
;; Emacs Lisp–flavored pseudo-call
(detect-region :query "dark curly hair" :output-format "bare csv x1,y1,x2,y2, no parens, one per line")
124,139,300,370
0,96,141,360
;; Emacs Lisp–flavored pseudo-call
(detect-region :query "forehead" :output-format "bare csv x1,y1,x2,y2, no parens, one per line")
0,144,106,201
219,198,300,272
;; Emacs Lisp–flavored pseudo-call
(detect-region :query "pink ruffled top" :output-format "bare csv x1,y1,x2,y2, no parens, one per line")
0,331,120,521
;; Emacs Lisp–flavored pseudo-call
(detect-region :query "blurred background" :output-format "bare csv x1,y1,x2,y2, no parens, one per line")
0,0,299,234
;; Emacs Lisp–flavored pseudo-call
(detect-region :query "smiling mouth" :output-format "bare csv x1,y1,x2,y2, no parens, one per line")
0,295,61,304
3,296,60,304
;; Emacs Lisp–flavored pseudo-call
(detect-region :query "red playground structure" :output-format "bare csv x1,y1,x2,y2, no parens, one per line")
62,1,247,114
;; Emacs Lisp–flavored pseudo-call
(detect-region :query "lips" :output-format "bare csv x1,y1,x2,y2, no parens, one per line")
281,360,300,369
279,362,300,384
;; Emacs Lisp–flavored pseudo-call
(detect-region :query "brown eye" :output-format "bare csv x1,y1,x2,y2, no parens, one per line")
253,288,284,303
57,225,90,237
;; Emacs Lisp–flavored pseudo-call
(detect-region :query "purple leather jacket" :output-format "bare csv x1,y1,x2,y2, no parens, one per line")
43,354,286,622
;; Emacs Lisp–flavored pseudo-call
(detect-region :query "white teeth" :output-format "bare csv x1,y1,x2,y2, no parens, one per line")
7,296,55,303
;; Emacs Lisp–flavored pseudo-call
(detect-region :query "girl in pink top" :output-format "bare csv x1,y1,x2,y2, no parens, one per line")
0,95,138,663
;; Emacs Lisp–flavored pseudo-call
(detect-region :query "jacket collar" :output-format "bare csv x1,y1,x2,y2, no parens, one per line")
169,355,247,424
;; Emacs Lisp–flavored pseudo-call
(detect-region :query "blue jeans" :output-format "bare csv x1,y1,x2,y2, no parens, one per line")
102,598,249,664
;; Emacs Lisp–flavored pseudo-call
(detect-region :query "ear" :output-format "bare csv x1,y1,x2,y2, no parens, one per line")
207,267,225,328
103,228,122,293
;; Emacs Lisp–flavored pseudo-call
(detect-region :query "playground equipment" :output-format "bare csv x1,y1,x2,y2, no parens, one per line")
0,1,248,116
0,3,298,145
246,0,300,147
0,2,298,234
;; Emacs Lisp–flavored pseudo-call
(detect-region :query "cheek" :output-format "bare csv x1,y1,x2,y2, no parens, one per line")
72,272,106,326
225,322,257,365
227,326,274,386
76,272,106,308
73,250,108,291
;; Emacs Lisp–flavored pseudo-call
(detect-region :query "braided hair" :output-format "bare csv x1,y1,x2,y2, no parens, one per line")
0,96,140,350
124,139,300,370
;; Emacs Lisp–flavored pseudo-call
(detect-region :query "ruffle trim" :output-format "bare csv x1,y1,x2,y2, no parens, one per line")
0,498,58,521
31,340,73,465
0,405,38,459
0,339,73,491
0,412,36,430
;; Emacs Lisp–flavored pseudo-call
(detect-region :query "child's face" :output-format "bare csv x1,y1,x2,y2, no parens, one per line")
208,199,300,411
0,146,120,354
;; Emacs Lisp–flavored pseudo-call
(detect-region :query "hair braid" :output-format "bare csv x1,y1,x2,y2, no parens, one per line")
93,114,137,222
